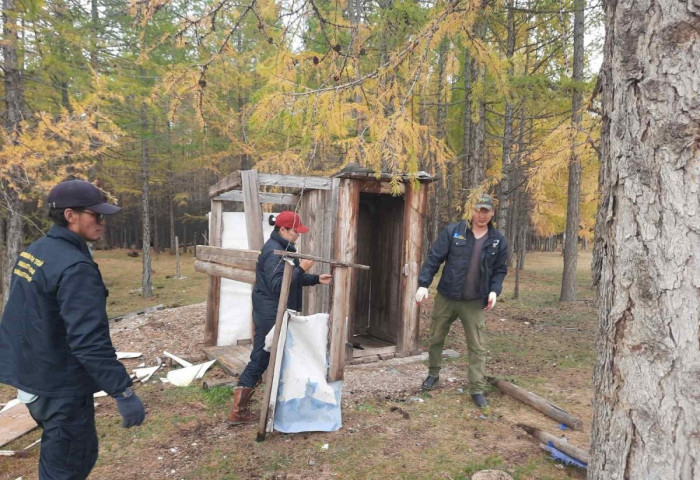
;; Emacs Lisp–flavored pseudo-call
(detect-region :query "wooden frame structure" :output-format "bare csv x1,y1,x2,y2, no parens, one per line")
196,168,433,379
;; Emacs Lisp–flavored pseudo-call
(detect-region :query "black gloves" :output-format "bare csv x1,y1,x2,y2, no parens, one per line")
116,391,146,428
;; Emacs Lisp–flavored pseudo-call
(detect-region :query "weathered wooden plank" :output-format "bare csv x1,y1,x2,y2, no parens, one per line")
328,266,350,382
323,178,340,313
209,171,242,197
201,344,252,376
195,260,256,285
195,245,259,271
242,170,264,251
258,173,332,190
272,250,369,270
489,378,584,430
204,200,224,346
518,423,589,464
257,260,294,442
299,189,323,315
0,403,37,448
398,181,428,352
215,190,299,205
353,345,396,358
355,179,405,195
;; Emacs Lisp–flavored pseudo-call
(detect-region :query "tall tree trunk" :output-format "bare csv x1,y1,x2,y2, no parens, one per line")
2,0,24,308
496,0,515,232
559,0,585,302
590,0,700,477
461,47,473,208
141,102,153,298
435,39,451,221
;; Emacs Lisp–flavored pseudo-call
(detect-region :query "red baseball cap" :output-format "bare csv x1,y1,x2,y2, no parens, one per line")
274,211,310,233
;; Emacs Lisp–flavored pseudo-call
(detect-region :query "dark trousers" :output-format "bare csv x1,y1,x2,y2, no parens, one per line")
238,312,276,388
27,395,98,480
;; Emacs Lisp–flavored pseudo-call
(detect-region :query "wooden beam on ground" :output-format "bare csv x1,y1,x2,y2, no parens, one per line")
272,250,369,270
488,377,584,430
242,170,264,251
0,403,37,449
258,173,332,190
196,246,259,271
204,200,224,346
215,190,299,205
518,423,589,464
194,260,256,284
257,260,294,442
209,171,242,197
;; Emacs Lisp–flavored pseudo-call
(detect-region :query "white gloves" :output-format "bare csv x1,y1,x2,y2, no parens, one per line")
415,287,429,304
486,292,497,310
263,328,274,352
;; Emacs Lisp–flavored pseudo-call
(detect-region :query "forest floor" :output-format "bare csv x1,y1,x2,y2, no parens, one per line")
1,250,595,480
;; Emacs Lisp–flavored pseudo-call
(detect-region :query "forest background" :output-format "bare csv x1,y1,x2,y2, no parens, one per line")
0,0,603,307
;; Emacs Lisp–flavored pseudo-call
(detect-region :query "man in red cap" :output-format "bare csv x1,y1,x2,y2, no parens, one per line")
228,210,332,424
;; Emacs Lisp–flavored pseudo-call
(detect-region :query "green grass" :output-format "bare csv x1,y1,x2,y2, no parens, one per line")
93,248,209,318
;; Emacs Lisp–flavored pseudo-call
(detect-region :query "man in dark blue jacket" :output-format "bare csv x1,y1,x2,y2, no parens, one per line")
228,210,332,424
0,179,145,480
415,194,508,408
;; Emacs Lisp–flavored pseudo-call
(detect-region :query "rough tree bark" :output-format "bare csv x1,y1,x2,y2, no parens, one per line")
2,0,24,308
590,0,700,477
141,102,153,298
496,0,515,232
560,0,585,302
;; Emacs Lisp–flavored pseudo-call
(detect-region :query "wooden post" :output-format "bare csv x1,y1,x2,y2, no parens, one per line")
175,236,181,279
204,200,223,346
488,377,584,430
241,170,264,251
518,423,589,464
257,260,294,442
398,180,428,352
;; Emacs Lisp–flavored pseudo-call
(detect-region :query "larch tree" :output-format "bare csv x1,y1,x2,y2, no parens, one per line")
590,0,700,477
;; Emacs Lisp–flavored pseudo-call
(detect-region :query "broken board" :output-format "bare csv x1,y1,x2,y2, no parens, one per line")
0,402,37,448
201,344,253,377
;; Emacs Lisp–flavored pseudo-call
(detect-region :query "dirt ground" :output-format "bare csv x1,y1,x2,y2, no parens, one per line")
1,256,595,480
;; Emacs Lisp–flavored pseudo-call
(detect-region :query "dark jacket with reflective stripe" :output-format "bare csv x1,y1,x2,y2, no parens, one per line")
252,230,320,319
0,225,132,397
418,222,508,305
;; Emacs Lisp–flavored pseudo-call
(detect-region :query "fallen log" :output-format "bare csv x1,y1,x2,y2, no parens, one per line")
518,423,589,464
487,377,583,430
201,378,238,391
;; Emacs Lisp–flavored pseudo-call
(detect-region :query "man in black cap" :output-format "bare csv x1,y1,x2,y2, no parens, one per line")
415,194,508,408
0,179,146,480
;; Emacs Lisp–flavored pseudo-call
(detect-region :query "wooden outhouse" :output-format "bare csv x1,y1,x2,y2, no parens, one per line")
197,167,433,377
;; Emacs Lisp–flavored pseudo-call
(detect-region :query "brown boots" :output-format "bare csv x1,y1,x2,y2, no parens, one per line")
228,386,259,425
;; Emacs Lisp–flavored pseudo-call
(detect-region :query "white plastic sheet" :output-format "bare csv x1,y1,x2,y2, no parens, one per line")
273,312,342,433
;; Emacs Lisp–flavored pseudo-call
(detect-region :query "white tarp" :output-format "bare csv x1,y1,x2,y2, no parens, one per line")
273,312,342,433
216,212,274,346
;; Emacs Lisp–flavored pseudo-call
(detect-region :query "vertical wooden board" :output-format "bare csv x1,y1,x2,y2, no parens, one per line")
322,178,340,313
398,181,428,352
265,312,289,433
205,199,224,346
328,266,349,382
300,190,322,315
257,261,294,441
328,179,359,378
241,170,264,251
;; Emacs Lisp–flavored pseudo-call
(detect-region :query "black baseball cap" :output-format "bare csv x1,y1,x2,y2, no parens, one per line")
47,179,121,215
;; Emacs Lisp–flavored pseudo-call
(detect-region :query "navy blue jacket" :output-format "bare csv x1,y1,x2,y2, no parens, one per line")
0,225,132,397
252,230,320,319
418,222,508,304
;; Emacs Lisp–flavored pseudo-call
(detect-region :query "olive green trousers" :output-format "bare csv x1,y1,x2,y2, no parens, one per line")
428,292,487,394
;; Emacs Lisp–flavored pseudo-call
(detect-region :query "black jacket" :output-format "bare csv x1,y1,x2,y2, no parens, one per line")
252,230,320,319
0,225,132,397
418,221,508,304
